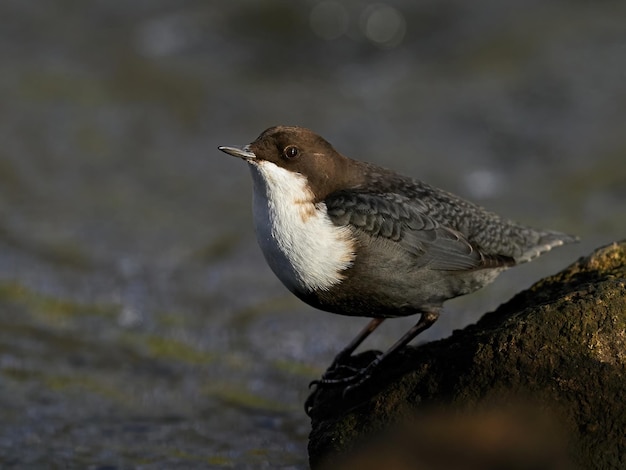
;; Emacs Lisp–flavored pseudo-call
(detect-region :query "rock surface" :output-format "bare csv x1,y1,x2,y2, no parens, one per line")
308,241,626,470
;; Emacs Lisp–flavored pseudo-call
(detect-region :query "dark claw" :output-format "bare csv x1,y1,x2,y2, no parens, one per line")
309,362,363,389
314,373,358,386
336,363,361,373
326,363,361,377
304,389,316,416
342,371,372,398
311,359,379,389
305,352,384,415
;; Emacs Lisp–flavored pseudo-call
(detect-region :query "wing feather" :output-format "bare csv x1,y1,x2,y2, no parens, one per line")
325,191,514,271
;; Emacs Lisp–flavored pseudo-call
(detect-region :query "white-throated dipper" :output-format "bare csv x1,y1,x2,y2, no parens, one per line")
219,126,577,411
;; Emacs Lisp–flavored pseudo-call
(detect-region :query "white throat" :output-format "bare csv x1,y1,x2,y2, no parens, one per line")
248,161,355,294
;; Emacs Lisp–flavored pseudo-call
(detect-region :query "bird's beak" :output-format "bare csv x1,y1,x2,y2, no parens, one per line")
218,145,256,160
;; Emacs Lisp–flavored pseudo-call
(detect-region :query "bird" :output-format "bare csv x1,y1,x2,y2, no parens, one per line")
218,126,577,411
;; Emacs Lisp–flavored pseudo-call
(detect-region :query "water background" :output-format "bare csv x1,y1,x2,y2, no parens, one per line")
1,1,625,468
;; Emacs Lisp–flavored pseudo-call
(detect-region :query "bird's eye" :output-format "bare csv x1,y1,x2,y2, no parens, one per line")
283,146,299,159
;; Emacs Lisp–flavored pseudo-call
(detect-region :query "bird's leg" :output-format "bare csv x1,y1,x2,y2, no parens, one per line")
309,318,385,388
305,318,384,414
305,312,439,415
327,317,385,371
320,310,440,393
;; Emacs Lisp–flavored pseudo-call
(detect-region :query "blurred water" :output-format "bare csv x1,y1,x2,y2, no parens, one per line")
0,1,624,468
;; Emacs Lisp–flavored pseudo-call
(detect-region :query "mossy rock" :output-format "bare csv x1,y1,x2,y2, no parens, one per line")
308,241,626,470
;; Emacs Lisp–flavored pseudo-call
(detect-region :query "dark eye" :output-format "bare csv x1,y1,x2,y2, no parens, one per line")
283,146,299,159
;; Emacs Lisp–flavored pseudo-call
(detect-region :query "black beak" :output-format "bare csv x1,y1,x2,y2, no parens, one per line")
218,145,256,160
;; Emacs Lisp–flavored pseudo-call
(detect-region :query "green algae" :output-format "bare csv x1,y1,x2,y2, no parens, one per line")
0,281,116,321
142,335,214,365
207,384,293,413
166,450,234,467
44,374,130,403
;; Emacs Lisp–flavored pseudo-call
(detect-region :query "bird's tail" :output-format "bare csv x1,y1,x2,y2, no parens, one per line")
517,230,579,264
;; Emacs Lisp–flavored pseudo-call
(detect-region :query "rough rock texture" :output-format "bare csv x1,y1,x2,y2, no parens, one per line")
308,241,626,470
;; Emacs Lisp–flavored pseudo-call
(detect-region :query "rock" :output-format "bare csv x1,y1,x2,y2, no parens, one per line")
308,241,626,470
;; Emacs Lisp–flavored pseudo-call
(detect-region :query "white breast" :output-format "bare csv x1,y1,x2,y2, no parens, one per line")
248,161,355,294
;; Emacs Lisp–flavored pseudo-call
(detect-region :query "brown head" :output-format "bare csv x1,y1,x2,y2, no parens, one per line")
219,126,364,201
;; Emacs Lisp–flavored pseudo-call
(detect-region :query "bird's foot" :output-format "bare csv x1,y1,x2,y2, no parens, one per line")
317,356,382,396
308,363,361,389
309,349,383,387
305,352,383,416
